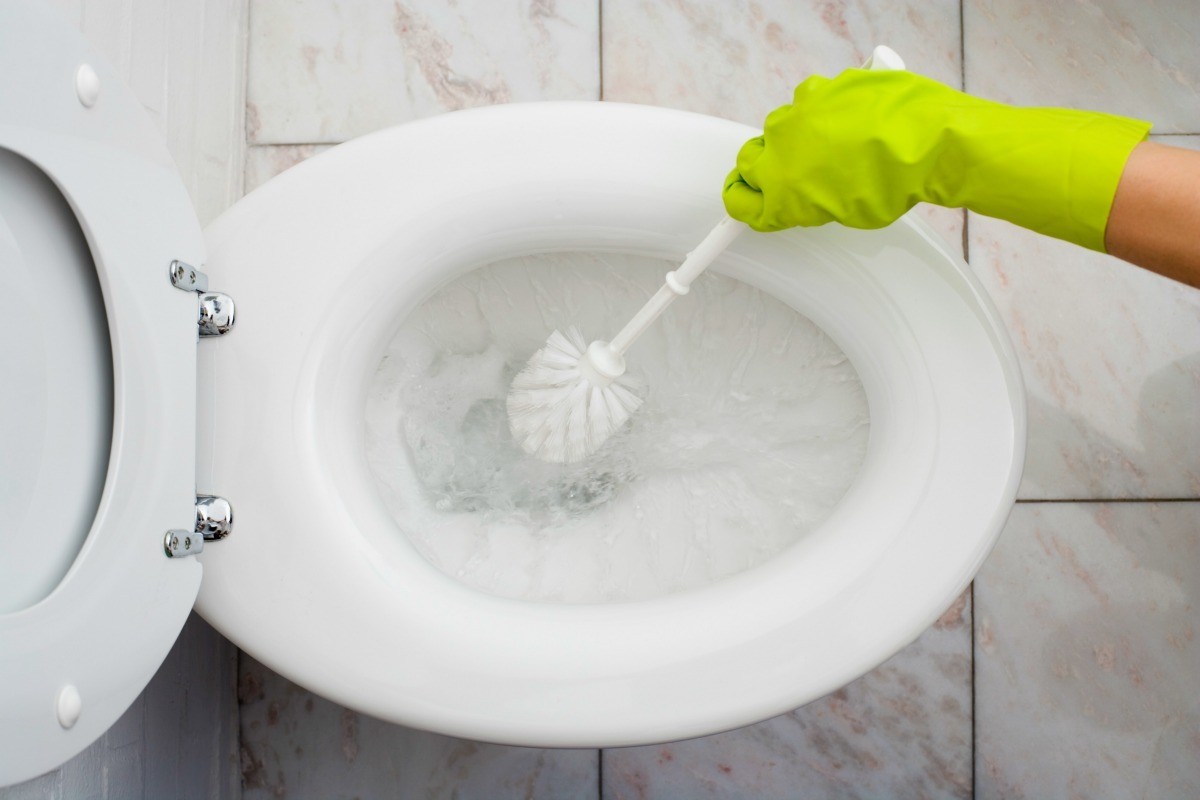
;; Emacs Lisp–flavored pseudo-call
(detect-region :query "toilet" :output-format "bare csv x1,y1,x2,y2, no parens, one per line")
0,1,1025,786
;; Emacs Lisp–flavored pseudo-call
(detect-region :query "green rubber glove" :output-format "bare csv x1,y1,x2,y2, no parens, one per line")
723,69,1151,252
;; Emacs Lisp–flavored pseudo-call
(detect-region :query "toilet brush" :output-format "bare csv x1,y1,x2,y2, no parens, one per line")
508,45,906,464
506,215,747,463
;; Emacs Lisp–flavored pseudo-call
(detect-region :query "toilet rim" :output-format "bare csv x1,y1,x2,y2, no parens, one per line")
195,102,1025,746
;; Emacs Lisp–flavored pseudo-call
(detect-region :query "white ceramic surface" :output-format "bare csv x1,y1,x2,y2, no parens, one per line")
0,2,205,786
194,101,1023,746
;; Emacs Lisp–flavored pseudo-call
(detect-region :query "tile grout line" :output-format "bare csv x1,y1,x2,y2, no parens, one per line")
970,579,977,798
959,0,970,266
958,0,967,92
241,0,255,155
959,2,970,265
959,2,976,796
1016,497,1198,503
597,0,604,101
245,141,342,148
235,3,253,796
597,4,604,799
234,0,251,203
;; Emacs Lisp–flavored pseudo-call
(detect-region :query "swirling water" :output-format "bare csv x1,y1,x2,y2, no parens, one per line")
365,252,869,603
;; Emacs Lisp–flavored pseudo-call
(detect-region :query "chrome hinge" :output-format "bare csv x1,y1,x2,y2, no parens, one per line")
163,495,234,558
163,528,203,558
170,260,235,337
195,495,234,540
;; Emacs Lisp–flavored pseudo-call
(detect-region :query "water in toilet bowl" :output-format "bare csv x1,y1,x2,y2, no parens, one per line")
365,252,870,603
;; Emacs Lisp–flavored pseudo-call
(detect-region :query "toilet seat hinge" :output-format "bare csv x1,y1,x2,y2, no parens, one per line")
169,260,236,338
169,260,208,292
195,495,233,541
163,495,234,558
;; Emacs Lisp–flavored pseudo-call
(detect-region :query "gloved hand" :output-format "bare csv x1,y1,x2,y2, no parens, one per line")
723,69,1151,252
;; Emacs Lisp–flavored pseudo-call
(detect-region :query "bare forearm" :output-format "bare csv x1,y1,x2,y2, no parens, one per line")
1105,142,1200,288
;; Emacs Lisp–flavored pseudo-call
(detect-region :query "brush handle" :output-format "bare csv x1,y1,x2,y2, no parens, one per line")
605,46,904,359
861,44,905,71
608,215,747,356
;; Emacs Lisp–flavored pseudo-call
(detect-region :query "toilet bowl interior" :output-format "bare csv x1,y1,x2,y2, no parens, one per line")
365,248,874,604
318,213,941,613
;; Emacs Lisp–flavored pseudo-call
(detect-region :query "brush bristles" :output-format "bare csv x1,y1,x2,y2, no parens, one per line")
507,327,644,463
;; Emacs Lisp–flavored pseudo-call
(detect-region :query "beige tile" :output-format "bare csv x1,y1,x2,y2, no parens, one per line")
975,502,1200,798
243,144,334,194
965,0,1200,134
601,0,962,126
246,0,599,144
604,589,972,800
600,0,966,261
238,655,597,800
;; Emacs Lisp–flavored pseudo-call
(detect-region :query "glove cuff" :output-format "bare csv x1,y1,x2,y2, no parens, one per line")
934,104,1151,251
1062,113,1152,252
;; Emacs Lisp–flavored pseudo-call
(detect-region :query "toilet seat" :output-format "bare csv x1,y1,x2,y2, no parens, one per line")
1,1,1025,786
0,1,206,785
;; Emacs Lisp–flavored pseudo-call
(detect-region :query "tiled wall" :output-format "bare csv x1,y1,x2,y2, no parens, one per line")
9,0,1198,798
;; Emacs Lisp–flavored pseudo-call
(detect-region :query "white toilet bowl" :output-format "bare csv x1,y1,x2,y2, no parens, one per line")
194,102,1024,746
2,1,1022,786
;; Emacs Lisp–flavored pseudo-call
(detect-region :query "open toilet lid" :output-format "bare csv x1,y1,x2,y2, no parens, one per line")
0,0,206,786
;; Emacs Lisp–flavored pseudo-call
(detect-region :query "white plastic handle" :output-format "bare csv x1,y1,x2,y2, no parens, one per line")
863,45,905,71
669,215,746,289
604,46,905,359
607,216,747,355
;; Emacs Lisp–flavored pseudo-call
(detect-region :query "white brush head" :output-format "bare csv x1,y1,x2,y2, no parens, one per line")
507,327,645,464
